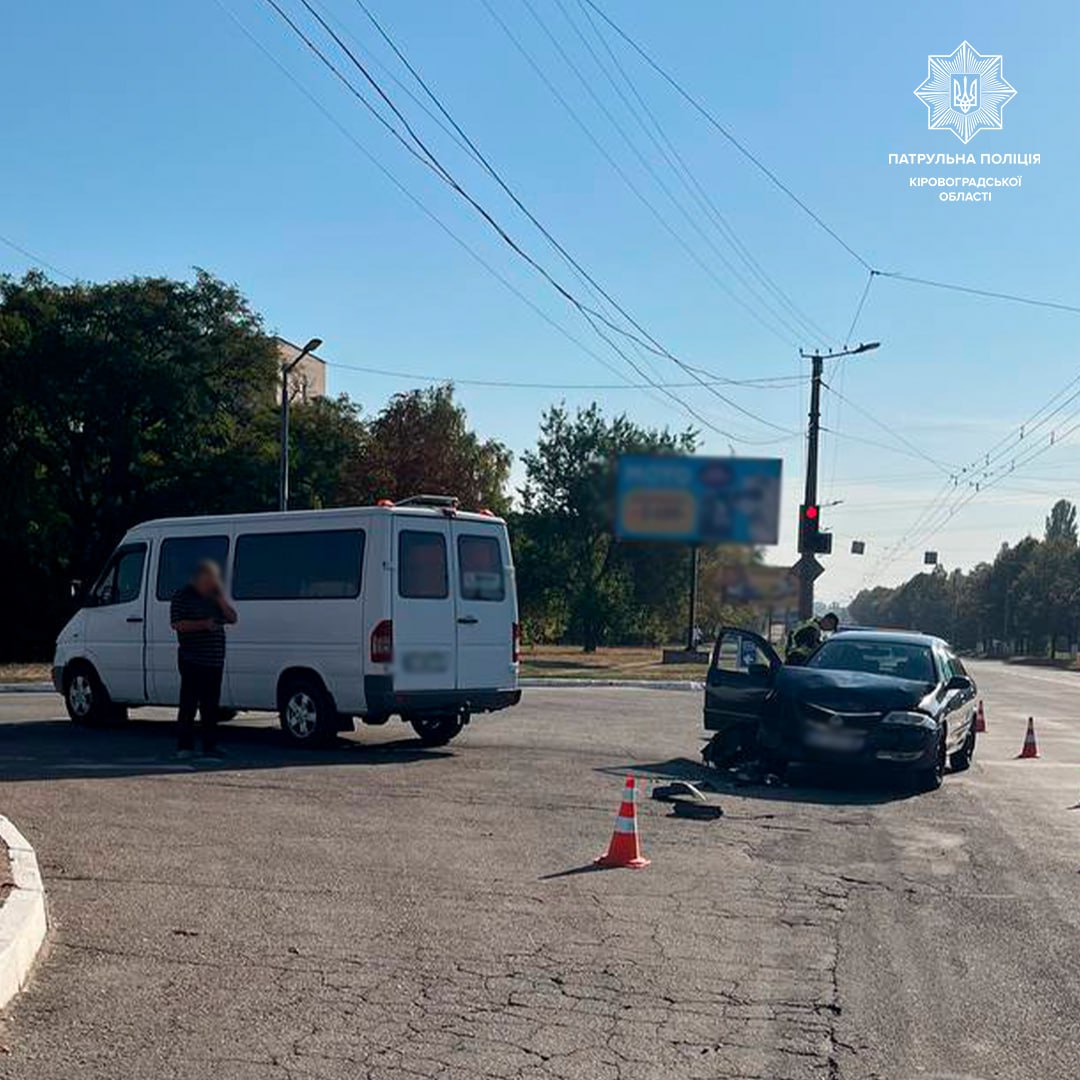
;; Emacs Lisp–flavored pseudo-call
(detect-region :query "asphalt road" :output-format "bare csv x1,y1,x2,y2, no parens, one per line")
1,660,1079,1079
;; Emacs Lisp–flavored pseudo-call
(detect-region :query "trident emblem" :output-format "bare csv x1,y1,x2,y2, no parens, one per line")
952,75,979,113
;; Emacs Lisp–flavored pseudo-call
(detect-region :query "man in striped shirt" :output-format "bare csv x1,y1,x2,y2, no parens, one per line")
170,559,238,759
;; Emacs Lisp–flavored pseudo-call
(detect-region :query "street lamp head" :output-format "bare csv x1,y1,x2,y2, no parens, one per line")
301,337,323,354
854,341,881,354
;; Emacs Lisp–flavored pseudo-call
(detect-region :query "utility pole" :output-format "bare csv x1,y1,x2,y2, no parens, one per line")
796,341,880,620
279,337,323,512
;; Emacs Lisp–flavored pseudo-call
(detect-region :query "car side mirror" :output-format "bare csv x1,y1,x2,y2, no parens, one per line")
70,579,83,601
946,674,973,693
748,662,773,680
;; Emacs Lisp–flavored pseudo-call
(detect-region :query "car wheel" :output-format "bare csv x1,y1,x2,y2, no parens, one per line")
950,725,976,773
409,714,464,747
913,729,946,792
63,663,113,727
278,676,338,746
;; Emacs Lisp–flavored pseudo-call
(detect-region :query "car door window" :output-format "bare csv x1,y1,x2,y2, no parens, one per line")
712,629,774,676
457,535,505,601
399,530,448,599
91,545,147,606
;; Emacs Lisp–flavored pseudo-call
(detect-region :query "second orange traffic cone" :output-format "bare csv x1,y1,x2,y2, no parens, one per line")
975,700,986,733
1017,717,1039,759
595,775,650,869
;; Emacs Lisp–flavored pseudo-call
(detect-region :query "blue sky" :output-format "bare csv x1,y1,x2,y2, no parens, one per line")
4,0,1078,600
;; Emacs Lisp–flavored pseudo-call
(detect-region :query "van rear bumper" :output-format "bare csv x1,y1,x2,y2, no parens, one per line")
363,676,521,718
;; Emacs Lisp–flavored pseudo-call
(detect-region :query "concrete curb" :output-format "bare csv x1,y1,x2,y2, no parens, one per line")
0,683,53,695
521,678,703,692
0,816,47,1010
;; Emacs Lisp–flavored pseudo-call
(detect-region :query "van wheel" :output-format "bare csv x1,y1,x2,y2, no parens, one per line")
64,663,113,727
278,676,338,746
409,714,463,747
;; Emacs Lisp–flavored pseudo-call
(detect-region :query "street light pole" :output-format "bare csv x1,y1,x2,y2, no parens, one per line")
797,341,880,619
279,337,323,512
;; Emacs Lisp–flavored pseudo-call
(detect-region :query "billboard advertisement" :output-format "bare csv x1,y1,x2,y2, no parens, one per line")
615,454,782,545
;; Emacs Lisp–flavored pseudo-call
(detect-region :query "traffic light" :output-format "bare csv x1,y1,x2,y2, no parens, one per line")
799,504,819,553
798,504,833,554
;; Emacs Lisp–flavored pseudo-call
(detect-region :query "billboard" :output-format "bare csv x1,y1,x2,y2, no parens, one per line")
615,454,782,544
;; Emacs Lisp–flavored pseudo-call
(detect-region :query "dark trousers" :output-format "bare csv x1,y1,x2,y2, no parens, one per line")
177,660,223,750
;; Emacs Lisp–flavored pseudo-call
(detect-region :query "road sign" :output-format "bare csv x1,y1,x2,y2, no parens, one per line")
790,554,825,583
615,454,782,544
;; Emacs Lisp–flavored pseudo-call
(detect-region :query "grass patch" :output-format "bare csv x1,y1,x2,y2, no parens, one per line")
0,662,50,684
519,645,707,681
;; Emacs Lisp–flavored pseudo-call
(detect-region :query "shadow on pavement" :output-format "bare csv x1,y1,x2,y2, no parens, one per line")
597,756,921,806
0,715,453,782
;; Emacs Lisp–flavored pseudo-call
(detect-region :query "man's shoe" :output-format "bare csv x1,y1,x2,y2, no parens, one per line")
175,748,195,761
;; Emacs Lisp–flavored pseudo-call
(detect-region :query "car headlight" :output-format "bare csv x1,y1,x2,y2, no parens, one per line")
882,710,935,728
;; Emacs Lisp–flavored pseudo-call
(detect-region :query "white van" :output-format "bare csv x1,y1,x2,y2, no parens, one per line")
52,496,521,746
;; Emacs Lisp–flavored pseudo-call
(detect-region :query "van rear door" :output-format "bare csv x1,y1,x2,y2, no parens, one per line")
392,517,456,693
452,523,514,690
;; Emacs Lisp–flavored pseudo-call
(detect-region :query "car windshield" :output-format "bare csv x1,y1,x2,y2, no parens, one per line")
805,638,936,682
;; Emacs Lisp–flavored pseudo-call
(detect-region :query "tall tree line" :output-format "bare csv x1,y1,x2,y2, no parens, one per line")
850,499,1080,656
2,271,734,660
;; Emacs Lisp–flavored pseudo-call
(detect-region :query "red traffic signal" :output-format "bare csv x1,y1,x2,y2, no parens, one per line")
799,504,832,554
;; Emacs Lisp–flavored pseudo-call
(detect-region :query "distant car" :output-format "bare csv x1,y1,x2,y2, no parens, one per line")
703,627,978,791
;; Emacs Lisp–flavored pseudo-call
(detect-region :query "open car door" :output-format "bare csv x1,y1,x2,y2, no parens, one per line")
703,626,783,765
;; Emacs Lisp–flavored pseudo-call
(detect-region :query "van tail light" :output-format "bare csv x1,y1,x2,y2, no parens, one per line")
370,619,393,664
512,621,521,663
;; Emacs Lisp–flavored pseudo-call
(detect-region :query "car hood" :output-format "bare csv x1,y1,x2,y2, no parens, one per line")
775,666,932,714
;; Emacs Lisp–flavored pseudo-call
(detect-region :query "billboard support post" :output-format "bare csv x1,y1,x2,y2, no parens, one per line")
686,543,700,652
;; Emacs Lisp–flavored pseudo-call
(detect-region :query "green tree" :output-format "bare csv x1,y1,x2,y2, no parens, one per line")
0,270,281,658
517,403,697,651
1045,498,1078,546
344,384,511,513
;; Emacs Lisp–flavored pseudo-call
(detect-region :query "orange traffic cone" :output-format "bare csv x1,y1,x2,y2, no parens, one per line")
1017,717,1039,759
595,775,650,869
975,700,986,733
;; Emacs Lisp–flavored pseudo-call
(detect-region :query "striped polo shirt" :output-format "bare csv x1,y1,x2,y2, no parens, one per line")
170,584,226,667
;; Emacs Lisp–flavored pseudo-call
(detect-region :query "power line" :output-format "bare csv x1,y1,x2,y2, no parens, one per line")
580,0,874,272
267,0,799,441
0,234,76,282
483,0,802,349
821,381,954,474
572,0,836,349
216,0,674,409
876,271,1080,316
540,0,831,347
323,357,806,390
844,272,875,345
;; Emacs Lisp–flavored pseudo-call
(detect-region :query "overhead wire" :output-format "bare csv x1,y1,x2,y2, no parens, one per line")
0,235,76,282
572,0,836,349
266,0,799,441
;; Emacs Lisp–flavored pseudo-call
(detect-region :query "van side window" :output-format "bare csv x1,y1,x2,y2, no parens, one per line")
399,531,448,599
157,536,230,600
458,535,505,601
91,544,147,606
232,530,364,600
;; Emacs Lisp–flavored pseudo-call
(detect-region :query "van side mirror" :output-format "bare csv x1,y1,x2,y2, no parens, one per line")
946,674,973,693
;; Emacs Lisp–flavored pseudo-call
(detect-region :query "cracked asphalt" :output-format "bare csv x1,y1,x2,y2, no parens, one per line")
2,660,1080,1079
